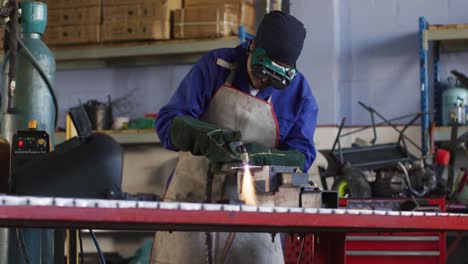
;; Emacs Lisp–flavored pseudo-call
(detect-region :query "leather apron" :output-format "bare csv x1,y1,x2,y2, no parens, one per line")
151,58,283,264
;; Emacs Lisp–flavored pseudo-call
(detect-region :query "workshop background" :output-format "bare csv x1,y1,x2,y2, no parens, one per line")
50,0,468,193
5,0,468,262
50,0,468,259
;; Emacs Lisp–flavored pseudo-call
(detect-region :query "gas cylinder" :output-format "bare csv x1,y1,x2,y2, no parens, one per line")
0,2,56,263
442,78,468,126
0,1,56,145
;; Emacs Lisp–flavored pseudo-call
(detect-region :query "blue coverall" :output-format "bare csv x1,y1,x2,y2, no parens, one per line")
156,40,318,171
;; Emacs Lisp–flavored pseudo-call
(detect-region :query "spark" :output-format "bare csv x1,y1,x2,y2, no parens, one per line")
240,165,258,206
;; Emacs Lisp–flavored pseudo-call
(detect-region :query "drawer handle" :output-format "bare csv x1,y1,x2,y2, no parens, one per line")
346,250,440,256
346,236,439,241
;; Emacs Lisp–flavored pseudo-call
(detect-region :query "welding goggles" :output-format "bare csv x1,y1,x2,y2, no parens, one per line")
250,48,297,90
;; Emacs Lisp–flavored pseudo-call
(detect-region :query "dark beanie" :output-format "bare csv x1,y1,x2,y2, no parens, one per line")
256,11,306,66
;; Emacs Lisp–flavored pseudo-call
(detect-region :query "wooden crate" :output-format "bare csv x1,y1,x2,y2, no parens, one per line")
43,25,100,45
183,1,255,29
101,20,170,41
184,0,255,7
103,0,177,23
42,0,100,9
173,6,237,39
48,7,101,26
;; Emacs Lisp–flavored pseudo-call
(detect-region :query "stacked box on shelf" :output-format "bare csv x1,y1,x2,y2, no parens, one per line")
184,0,256,27
101,0,182,42
42,0,101,45
173,0,256,39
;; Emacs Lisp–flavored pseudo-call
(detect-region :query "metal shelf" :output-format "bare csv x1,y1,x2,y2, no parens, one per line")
54,129,160,145
419,18,468,154
2,37,240,70
426,27,468,41
56,37,239,70
425,26,468,52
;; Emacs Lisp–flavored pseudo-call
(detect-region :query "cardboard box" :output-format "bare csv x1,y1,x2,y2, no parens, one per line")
184,0,255,29
173,6,237,39
42,0,100,9
101,0,181,41
44,25,100,45
184,0,255,7
103,0,180,23
173,5,255,39
184,0,256,28
101,20,170,41
48,7,101,26
238,2,256,29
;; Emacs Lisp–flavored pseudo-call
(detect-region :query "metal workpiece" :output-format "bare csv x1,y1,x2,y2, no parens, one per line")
217,165,338,210
0,195,466,233
250,165,310,193
300,187,338,209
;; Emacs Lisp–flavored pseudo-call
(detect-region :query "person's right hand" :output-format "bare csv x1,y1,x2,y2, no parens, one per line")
169,116,241,164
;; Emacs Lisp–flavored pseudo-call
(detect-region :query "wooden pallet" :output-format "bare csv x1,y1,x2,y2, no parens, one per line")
428,24,468,30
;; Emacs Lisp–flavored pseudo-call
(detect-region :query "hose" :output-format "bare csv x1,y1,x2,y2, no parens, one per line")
0,19,59,128
398,162,428,197
89,229,106,264
220,233,236,264
7,0,18,116
78,229,84,264
15,228,30,264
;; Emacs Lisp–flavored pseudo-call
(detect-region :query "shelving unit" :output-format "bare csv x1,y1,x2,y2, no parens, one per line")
1,37,240,70
54,129,159,145
419,17,468,153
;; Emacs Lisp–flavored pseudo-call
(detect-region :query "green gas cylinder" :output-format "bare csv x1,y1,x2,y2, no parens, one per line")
0,1,56,145
0,2,56,263
442,78,468,126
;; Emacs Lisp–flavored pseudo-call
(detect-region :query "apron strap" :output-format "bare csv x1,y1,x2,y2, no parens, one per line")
216,58,237,86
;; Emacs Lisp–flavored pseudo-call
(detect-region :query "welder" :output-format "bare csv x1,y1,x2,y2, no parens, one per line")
152,11,318,264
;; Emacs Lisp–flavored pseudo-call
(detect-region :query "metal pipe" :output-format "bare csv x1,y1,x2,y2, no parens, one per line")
340,112,425,137
296,236,305,264
221,233,236,264
398,162,427,197
331,117,346,153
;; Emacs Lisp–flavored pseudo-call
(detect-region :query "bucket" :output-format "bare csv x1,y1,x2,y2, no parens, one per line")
83,97,113,130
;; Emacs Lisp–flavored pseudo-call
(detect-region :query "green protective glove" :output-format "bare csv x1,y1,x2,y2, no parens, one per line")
169,116,241,163
244,143,306,169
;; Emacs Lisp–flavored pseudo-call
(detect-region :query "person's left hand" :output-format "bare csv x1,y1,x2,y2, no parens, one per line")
243,143,306,169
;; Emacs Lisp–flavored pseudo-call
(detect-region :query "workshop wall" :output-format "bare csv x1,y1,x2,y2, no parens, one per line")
336,0,468,125
55,65,191,128
290,0,339,125
55,0,468,127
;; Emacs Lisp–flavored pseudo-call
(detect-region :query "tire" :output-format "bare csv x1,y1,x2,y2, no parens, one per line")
332,177,350,198
332,167,372,198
